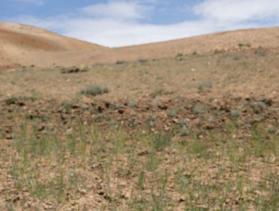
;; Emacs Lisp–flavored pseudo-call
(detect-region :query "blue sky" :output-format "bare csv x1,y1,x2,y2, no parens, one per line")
1,0,279,47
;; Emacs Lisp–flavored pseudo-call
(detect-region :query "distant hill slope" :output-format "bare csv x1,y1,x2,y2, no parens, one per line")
113,27,279,61
1,22,279,68
0,22,107,68
69,27,279,65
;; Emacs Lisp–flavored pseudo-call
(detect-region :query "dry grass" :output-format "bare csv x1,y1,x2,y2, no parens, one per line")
0,120,278,210
1,25,279,210
0,48,278,102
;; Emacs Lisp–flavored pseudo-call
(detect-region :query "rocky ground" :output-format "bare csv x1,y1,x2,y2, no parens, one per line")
0,94,278,140
0,94,278,210
0,46,279,210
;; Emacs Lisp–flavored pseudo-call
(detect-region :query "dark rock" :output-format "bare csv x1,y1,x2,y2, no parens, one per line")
158,104,168,110
118,109,125,114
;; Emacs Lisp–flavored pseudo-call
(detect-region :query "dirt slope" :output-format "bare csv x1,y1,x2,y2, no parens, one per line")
1,22,279,68
1,23,279,210
0,22,107,68
53,26,279,65
116,27,279,59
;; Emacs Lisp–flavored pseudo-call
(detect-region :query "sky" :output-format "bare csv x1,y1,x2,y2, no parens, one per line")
1,0,279,47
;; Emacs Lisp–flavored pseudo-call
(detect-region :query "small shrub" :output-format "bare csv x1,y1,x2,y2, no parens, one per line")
238,43,251,48
255,47,267,57
61,101,74,112
5,96,36,106
152,133,171,151
5,96,18,105
198,80,213,93
167,108,179,118
192,51,198,55
138,59,148,64
151,88,173,98
116,60,126,65
192,103,208,114
61,66,88,74
176,53,183,58
187,140,209,158
179,125,190,137
80,85,109,97
138,171,145,190
146,152,160,171
175,53,184,60
230,110,241,119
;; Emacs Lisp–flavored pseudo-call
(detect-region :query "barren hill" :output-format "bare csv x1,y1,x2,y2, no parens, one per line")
1,22,279,68
117,27,279,59
0,22,107,68
1,22,279,211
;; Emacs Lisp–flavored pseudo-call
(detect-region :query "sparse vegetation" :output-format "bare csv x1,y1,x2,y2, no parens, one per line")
1,119,278,210
61,66,88,74
1,27,279,210
138,59,148,64
198,80,213,92
151,88,174,98
238,42,251,48
255,46,268,57
80,84,109,96
115,60,127,65
5,96,36,105
175,53,184,60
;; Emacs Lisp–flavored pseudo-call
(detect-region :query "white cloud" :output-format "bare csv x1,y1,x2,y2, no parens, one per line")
12,0,279,47
194,0,279,23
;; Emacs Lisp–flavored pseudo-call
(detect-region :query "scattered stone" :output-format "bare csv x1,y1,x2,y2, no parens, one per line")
205,115,216,130
178,197,186,203
158,103,168,110
37,125,46,132
118,108,125,114
164,125,170,131
138,150,149,156
78,189,87,195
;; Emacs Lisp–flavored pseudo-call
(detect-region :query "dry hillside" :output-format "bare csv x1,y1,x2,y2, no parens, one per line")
0,22,279,210
0,22,107,68
1,22,279,68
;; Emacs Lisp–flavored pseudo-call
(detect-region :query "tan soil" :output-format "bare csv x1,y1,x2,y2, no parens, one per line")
1,22,279,68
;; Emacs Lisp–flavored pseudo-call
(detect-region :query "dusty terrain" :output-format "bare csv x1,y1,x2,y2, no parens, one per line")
0,22,279,210
0,23,107,68
2,22,279,68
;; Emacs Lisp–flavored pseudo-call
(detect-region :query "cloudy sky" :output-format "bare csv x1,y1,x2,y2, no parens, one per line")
1,0,279,47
